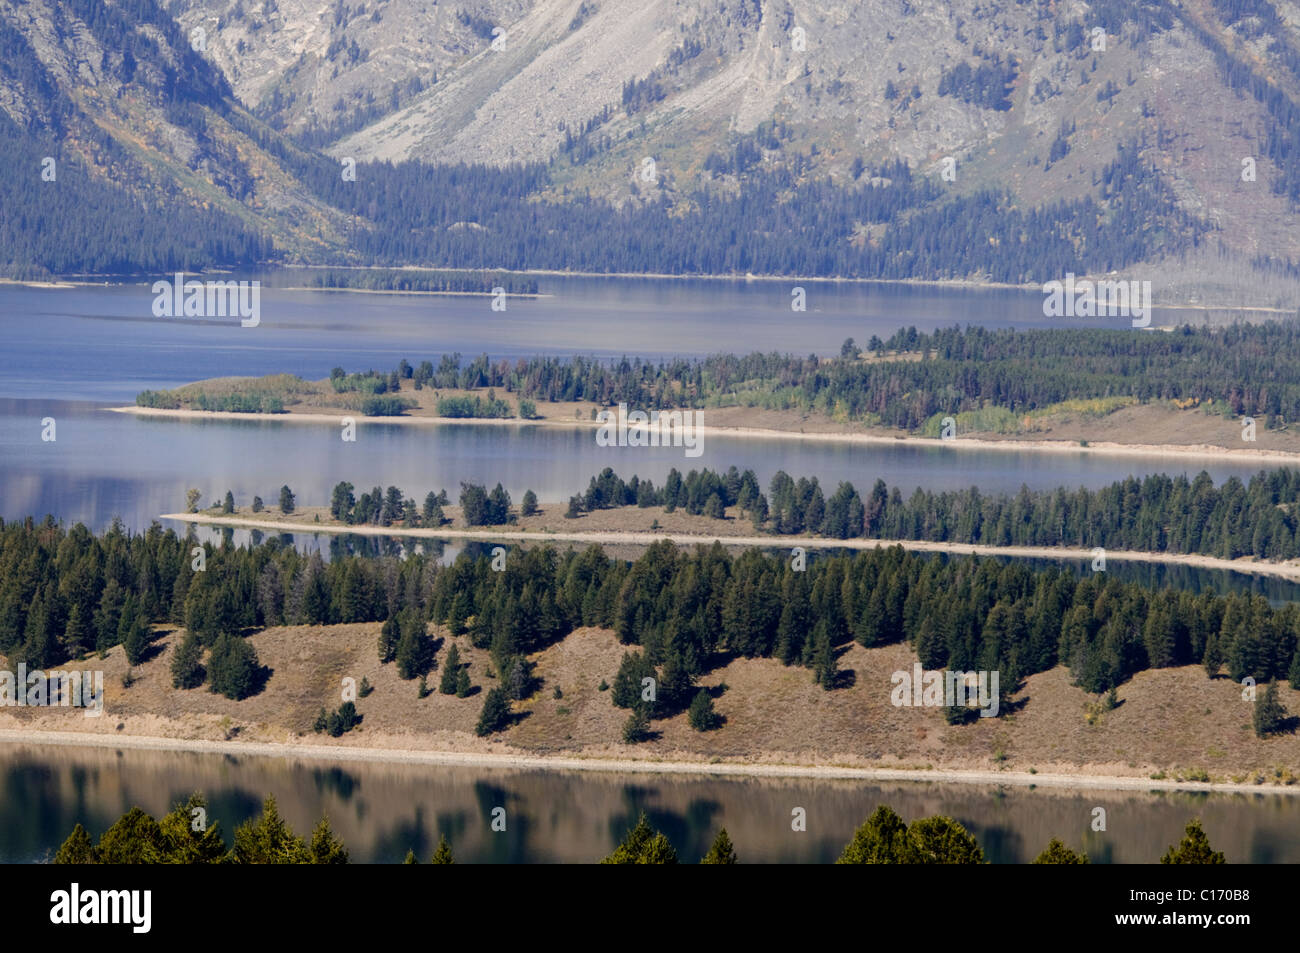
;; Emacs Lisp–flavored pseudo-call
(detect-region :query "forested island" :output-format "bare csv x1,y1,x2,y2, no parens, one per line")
2,516,1298,784
188,464,1300,565
132,323,1300,453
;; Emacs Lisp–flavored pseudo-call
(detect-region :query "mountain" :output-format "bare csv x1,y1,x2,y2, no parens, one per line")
6,0,1300,303
0,0,351,275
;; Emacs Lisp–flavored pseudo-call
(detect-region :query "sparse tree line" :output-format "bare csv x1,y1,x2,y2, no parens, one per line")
566,464,1300,562
6,519,1300,733
306,460,1300,564
53,798,1227,865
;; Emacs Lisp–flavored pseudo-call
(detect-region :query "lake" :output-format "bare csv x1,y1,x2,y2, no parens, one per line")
2,274,1295,865
3,744,1297,864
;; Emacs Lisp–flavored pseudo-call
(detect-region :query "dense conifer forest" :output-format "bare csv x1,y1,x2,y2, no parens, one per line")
310,321,1300,430
3,518,1297,712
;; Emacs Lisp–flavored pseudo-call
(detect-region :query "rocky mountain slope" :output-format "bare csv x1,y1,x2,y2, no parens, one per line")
162,0,1300,273
5,0,1300,296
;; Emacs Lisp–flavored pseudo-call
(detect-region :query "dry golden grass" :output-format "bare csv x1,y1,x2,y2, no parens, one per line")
6,622,1299,784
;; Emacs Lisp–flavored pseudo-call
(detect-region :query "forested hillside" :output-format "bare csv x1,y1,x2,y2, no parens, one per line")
311,322,1300,431
2,519,1297,713
0,0,1288,288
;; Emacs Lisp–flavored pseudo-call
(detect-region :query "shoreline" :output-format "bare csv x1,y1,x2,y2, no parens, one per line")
6,271,1292,313
109,405,1300,465
163,512,1300,580
1,729,1293,795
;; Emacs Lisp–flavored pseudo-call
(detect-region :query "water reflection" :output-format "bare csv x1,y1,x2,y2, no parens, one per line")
3,744,1298,864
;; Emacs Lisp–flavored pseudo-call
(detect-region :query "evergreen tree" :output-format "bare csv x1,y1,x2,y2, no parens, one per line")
308,818,350,864
837,806,913,864
476,687,512,736
521,489,539,517
278,485,295,515
812,626,838,690
207,633,260,700
62,602,91,659
622,703,650,743
700,828,737,864
1160,820,1226,864
121,602,150,666
395,612,433,679
157,794,226,864
440,644,461,694
170,629,205,689
601,814,678,864
233,795,311,864
687,689,721,731
455,665,472,698
903,816,985,864
53,823,97,864
403,849,417,864
378,615,399,664
94,807,165,864
1253,681,1288,738
223,491,235,514
1033,839,1090,864
430,835,455,864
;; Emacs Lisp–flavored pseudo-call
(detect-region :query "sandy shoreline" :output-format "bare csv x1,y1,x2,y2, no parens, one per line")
1,728,1292,795
110,405,1300,465
163,512,1300,580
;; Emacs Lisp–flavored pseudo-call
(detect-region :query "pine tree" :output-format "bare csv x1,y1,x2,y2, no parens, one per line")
223,491,235,514
837,806,913,864
62,602,91,659
395,613,433,679
601,814,677,864
1033,839,1090,864
456,665,472,698
157,794,226,864
94,807,165,864
430,835,455,864
521,489,538,517
53,823,97,864
700,828,737,864
1160,820,1226,864
378,615,398,664
622,703,650,743
1253,680,1288,738
207,633,260,700
403,849,418,864
904,816,985,864
122,611,149,666
170,629,205,689
440,644,461,694
475,687,512,736
279,485,295,515
308,817,350,864
812,627,838,690
687,689,720,731
233,795,310,864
